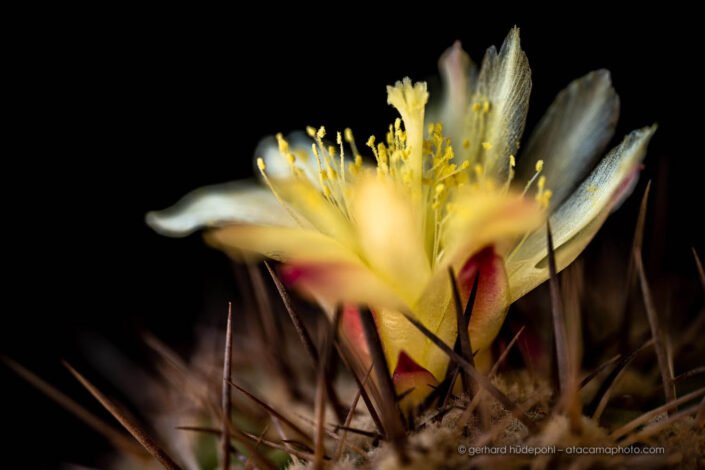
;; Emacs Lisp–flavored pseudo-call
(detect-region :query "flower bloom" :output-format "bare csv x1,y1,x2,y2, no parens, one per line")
147,29,654,401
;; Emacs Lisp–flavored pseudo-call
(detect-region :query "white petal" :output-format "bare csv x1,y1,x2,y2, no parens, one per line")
146,181,295,237
506,126,656,301
518,70,620,206
464,27,531,178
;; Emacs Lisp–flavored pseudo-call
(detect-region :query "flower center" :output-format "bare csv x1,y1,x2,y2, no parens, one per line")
256,78,552,268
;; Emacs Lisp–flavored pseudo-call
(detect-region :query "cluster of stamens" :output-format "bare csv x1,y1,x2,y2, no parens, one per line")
255,86,552,267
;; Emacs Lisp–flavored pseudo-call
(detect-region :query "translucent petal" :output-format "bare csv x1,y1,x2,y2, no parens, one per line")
428,41,476,150
271,178,356,248
463,27,531,178
518,70,620,206
351,177,431,304
145,182,295,237
206,224,357,265
278,261,407,314
507,126,656,301
441,189,544,270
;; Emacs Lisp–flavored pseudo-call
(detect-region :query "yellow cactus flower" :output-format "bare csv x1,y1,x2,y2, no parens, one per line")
147,28,654,402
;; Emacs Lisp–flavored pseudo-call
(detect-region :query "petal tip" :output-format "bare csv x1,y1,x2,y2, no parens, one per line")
507,25,522,43
593,68,612,82
392,350,438,413
440,40,468,64
624,125,658,150
145,209,192,238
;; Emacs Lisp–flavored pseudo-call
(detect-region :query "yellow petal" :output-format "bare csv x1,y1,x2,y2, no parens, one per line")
375,270,455,381
351,177,431,305
517,70,619,206
376,248,513,382
206,224,357,264
441,189,544,270
464,27,531,179
146,181,295,237
209,225,406,312
271,178,356,248
507,126,656,301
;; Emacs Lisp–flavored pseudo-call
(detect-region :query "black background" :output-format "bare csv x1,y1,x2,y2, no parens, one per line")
3,8,704,468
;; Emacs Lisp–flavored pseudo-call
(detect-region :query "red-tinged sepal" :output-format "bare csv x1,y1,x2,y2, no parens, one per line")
458,246,511,352
338,304,371,369
392,350,438,415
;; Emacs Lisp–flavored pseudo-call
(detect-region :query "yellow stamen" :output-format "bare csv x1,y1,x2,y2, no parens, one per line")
474,164,484,178
522,159,545,196
483,99,491,113
256,155,305,226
